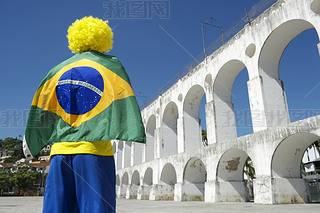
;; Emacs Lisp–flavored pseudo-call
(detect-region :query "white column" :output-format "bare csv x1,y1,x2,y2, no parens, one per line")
247,76,290,132
214,99,237,142
177,117,184,153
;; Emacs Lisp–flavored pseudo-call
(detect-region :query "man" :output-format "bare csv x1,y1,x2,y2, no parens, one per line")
23,16,146,212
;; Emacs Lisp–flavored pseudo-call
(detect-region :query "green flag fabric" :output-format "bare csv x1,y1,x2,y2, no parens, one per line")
25,51,146,156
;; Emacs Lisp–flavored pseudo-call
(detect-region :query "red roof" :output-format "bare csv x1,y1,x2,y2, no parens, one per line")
28,162,50,168
0,163,14,167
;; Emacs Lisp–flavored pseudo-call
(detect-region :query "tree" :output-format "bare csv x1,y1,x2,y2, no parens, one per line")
0,169,12,195
4,146,24,163
11,167,36,193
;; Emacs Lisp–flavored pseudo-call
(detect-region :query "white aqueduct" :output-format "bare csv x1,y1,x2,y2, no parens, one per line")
112,0,320,204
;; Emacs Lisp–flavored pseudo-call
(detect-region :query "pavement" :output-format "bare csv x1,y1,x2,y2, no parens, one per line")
0,197,320,213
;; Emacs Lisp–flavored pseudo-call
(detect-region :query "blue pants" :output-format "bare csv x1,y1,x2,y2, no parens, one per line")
43,154,116,213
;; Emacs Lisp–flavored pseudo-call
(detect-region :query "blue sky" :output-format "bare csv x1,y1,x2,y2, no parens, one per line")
0,0,319,139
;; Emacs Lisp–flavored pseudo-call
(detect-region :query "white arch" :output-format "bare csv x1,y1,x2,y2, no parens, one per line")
159,163,177,200
132,170,140,185
216,148,249,181
182,157,207,201
216,148,252,202
259,19,317,79
122,172,129,185
213,59,248,141
161,102,179,157
272,132,320,178
143,167,153,186
160,163,177,185
270,132,320,203
146,115,156,161
183,85,205,152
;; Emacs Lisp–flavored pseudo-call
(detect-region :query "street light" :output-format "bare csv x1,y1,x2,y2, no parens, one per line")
201,17,224,57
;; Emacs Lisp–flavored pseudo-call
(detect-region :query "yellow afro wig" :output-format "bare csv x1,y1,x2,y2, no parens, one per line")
67,16,113,53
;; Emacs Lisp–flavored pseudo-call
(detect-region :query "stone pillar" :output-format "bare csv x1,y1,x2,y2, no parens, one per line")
253,176,273,204
149,184,175,200
137,185,144,200
116,186,121,198
177,117,184,154
205,101,216,144
174,183,183,201
183,115,202,152
204,181,219,203
142,144,146,163
120,185,127,198
254,176,307,204
154,128,161,159
130,143,135,167
149,184,162,200
126,184,139,199
113,151,117,171
214,99,237,142
247,76,290,132
141,185,152,200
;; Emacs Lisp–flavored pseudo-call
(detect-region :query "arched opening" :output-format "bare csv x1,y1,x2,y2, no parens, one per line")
183,85,206,152
159,163,177,200
216,148,254,202
130,170,140,199
112,142,116,155
311,0,320,14
258,19,319,127
302,139,320,203
146,115,156,161
121,172,129,198
161,102,178,157
143,168,153,200
117,141,123,170
271,133,320,203
279,28,320,122
132,170,140,185
123,142,131,168
232,68,253,137
183,157,207,201
213,60,253,140
133,142,143,165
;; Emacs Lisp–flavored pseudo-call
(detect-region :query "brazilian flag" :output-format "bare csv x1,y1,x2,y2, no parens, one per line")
25,51,146,156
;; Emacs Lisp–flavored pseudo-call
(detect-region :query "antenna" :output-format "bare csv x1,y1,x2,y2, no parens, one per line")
201,17,224,58
245,8,251,25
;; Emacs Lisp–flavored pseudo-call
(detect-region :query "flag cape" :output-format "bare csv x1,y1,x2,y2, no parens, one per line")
25,51,146,156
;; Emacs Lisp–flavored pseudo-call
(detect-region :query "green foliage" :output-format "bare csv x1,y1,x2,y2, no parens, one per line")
4,147,24,163
0,137,22,150
0,169,12,191
0,167,45,195
202,129,208,146
0,137,24,163
11,167,36,192
244,157,255,181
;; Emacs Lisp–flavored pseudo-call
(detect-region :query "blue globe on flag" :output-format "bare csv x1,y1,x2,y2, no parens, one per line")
56,67,104,115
